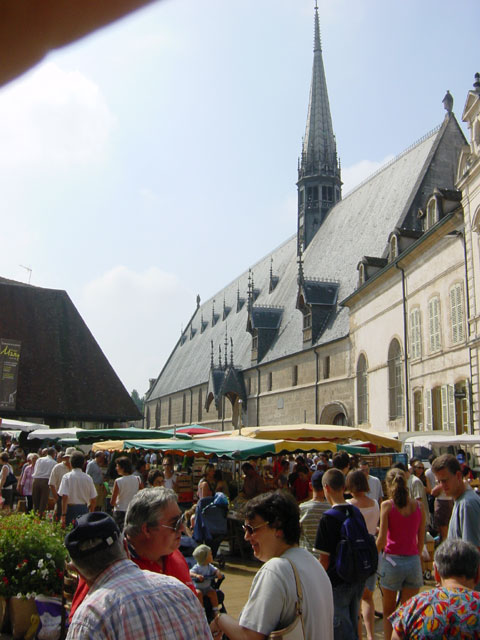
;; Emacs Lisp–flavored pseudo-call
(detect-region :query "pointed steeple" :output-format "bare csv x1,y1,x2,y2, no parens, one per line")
297,2,341,252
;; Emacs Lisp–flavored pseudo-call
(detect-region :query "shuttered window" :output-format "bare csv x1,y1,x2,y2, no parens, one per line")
409,308,422,359
428,296,441,352
450,284,465,344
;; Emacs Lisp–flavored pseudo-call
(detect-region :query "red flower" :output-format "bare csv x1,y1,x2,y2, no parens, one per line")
2,577,8,584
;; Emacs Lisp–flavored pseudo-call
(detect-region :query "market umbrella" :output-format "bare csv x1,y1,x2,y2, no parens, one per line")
75,427,191,444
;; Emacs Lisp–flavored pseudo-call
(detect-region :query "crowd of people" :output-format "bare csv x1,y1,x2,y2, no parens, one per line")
1,437,480,639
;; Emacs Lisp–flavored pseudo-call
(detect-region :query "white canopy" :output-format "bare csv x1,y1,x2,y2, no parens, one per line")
404,434,480,448
27,427,80,440
0,418,49,433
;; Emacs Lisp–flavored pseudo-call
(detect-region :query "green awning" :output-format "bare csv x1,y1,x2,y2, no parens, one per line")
76,427,191,444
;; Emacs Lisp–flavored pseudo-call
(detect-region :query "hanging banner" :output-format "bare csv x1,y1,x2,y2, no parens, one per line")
0,339,21,409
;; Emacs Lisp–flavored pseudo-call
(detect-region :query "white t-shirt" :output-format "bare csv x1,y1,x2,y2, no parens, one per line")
366,475,383,502
347,499,380,535
239,546,333,640
114,474,141,511
58,468,97,505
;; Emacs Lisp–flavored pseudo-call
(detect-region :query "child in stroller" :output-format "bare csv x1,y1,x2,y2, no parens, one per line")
190,544,224,616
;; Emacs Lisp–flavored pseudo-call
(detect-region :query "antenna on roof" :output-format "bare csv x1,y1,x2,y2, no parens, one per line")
19,265,32,284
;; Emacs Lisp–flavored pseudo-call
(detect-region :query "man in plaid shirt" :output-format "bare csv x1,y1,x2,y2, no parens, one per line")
65,512,212,640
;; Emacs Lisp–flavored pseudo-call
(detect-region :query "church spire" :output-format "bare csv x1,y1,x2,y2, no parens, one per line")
297,2,342,253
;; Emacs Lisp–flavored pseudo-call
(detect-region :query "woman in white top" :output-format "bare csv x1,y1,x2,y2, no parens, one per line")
346,469,380,640
111,456,143,530
162,456,178,491
0,451,15,510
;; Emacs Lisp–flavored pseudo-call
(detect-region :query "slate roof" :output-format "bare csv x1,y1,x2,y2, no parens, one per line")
0,278,141,422
148,114,466,400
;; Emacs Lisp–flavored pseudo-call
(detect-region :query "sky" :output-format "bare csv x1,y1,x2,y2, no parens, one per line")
0,0,479,397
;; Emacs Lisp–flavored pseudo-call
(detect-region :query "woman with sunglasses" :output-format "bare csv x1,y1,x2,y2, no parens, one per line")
210,490,333,640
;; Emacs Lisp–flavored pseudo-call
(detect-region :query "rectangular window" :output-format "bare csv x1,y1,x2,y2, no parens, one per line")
413,389,423,431
425,390,432,429
267,372,273,392
324,356,330,380
292,365,298,387
450,284,465,344
428,296,441,352
322,186,333,202
409,308,422,359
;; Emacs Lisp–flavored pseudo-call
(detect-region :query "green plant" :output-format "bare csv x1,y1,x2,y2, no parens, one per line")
0,513,68,598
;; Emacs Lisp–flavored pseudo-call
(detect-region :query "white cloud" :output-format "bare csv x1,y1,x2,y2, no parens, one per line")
77,266,194,395
342,155,394,195
0,62,115,168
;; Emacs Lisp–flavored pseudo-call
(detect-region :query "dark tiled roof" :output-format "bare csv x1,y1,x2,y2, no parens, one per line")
148,115,466,400
0,281,141,421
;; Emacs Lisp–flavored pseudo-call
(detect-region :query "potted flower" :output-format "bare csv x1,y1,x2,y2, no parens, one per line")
0,513,67,638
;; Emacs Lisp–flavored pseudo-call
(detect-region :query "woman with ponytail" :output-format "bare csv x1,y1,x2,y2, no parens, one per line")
376,467,426,640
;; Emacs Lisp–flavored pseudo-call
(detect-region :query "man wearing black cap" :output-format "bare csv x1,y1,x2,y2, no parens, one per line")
65,512,212,639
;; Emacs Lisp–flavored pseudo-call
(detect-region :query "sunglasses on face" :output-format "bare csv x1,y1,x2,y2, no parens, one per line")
157,513,185,533
242,522,267,535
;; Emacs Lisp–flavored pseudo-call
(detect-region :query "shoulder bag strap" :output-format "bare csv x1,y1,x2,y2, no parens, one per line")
285,558,304,622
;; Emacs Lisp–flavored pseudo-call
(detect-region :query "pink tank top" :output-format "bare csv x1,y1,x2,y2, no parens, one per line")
384,500,421,556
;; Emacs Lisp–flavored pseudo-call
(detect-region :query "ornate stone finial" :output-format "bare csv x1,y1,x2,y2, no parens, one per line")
297,248,305,285
212,299,216,324
474,73,480,95
196,294,201,309
442,90,453,114
313,0,321,52
247,269,253,310
224,329,228,369
210,340,214,368
230,337,234,366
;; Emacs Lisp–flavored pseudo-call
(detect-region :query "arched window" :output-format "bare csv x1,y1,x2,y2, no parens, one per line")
356,354,368,424
388,339,403,419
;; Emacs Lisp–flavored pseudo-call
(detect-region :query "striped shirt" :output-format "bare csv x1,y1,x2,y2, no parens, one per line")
299,499,330,558
66,559,212,640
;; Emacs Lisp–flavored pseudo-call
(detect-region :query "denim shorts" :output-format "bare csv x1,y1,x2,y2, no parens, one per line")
364,571,376,593
378,553,423,591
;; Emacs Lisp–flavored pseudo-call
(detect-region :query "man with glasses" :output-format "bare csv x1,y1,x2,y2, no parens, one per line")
65,512,211,639
124,487,197,594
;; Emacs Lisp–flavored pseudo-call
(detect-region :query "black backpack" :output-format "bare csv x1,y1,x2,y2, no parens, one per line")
325,505,378,582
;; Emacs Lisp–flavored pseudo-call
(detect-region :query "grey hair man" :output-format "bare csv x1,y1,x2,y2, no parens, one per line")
389,539,480,639
65,512,212,640
124,487,196,594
